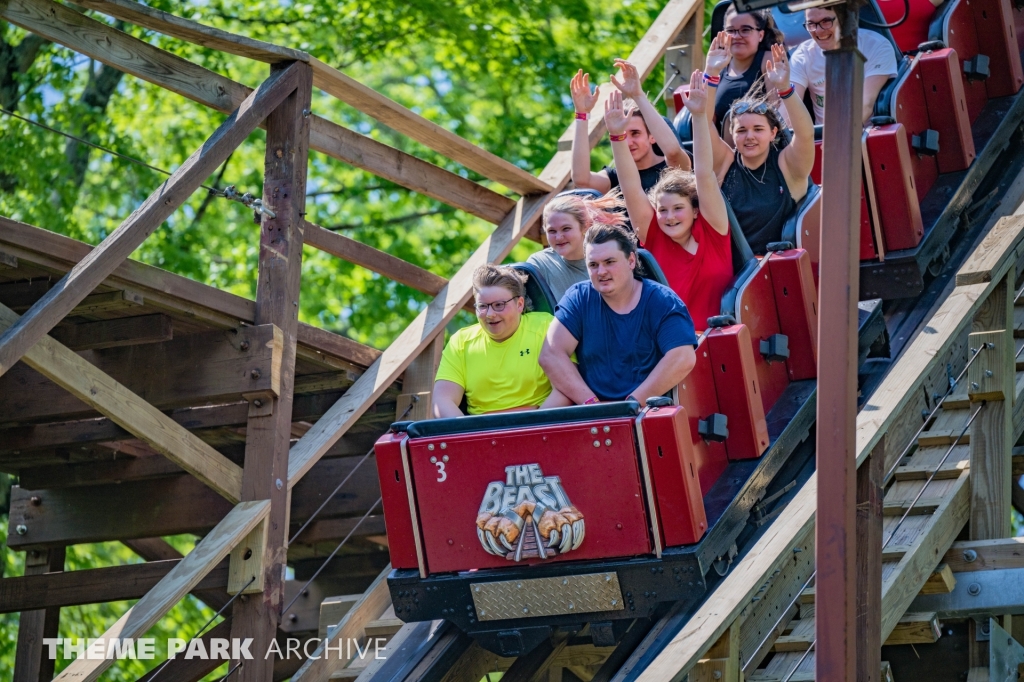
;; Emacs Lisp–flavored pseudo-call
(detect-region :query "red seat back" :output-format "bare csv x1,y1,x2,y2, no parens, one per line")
733,257,790,414
865,122,925,251
677,336,730,493
375,432,420,570
767,250,819,381
919,48,976,173
640,405,708,546
705,324,770,460
889,58,940,202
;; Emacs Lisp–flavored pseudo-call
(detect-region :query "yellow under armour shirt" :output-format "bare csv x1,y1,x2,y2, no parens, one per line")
435,312,554,415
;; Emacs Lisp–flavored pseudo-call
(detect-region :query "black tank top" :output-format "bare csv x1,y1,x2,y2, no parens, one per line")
721,146,795,255
714,48,767,132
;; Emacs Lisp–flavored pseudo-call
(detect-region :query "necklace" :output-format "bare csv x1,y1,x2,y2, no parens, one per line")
737,151,768,184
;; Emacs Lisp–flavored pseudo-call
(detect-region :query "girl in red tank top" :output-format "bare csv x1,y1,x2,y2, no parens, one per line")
604,70,734,331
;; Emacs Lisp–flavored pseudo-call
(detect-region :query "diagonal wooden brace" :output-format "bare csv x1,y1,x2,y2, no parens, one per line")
0,60,303,378
0,302,244,503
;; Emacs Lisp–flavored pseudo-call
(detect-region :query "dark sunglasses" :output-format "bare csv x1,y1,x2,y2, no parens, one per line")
732,101,771,116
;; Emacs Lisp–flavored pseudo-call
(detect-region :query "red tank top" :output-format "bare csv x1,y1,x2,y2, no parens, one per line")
641,213,734,332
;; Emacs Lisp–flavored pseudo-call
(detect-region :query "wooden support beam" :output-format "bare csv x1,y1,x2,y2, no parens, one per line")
49,314,173,351
943,537,1024,572
0,57,303,378
12,547,64,682
857,437,883,682
0,302,244,502
919,564,957,594
691,620,740,682
53,500,268,682
0,0,515,225
397,336,443,421
307,59,552,196
7,455,382,550
0,217,380,371
292,566,392,681
883,612,942,646
0,559,228,613
815,10,863,678
228,60,313,682
73,0,310,63
303,221,447,295
136,618,233,682
0,324,281,424
957,215,1024,285
66,0,551,195
969,295,1013,539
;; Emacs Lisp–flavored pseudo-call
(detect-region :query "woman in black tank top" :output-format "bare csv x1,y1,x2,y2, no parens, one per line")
705,8,785,132
705,43,816,255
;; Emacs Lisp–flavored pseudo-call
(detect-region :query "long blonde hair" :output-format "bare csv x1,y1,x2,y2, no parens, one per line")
542,191,628,234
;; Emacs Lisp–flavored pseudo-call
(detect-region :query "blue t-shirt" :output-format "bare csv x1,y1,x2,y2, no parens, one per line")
555,279,698,401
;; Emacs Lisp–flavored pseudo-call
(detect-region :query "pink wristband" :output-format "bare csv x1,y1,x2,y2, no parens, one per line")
575,112,589,120
609,133,627,142
584,396,600,405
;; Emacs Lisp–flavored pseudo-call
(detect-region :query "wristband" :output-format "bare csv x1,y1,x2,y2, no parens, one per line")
609,133,627,142
575,111,589,120
778,85,795,99
584,396,600,405
703,73,721,87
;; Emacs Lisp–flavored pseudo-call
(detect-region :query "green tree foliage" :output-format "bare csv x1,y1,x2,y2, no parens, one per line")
0,1,710,678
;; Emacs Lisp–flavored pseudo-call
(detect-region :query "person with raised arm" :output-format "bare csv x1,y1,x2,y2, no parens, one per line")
433,265,570,418
707,43,816,255
702,8,786,133
606,74,733,332
539,225,697,405
570,60,691,195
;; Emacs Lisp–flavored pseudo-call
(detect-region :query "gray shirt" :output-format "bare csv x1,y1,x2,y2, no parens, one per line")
527,248,589,304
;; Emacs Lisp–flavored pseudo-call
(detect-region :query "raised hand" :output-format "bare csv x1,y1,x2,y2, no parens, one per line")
570,69,599,114
604,89,630,137
705,32,733,77
764,43,791,93
610,58,644,100
681,70,708,117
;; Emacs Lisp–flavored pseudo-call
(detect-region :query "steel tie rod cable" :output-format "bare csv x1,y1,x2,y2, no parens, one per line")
146,575,255,682
883,344,986,485
281,497,382,616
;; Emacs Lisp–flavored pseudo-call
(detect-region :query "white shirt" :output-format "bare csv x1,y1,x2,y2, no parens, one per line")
789,30,899,124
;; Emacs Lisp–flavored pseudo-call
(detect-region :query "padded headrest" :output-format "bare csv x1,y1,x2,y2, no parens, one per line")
510,262,558,315
636,248,669,286
780,181,822,245
720,257,762,319
396,400,642,439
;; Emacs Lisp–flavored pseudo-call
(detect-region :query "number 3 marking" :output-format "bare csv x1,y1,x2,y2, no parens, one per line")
435,461,447,482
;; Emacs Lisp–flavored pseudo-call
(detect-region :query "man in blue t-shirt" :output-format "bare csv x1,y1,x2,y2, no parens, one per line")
539,225,698,404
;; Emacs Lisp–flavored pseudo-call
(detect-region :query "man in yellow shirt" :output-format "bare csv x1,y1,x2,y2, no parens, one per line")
433,264,570,417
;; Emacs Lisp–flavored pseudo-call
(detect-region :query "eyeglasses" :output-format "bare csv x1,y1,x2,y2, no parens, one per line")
731,101,770,115
803,17,835,32
474,297,518,314
724,26,760,37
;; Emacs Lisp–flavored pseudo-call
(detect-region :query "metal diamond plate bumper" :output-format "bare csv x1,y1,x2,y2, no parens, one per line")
470,571,624,621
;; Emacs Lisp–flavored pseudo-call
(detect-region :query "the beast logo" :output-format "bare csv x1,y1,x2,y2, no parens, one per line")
476,463,585,561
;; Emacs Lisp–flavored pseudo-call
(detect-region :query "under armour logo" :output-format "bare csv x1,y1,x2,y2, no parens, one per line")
520,348,531,356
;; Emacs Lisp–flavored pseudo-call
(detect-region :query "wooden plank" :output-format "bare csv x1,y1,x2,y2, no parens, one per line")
364,617,403,638
0,0,516,225
882,612,941,645
49,314,173,351
303,221,447,295
308,58,552,196
73,0,309,63
918,564,956,594
292,565,393,681
968,342,1013,539
53,499,269,682
0,324,280,424
943,537,1024,572
0,559,229,612
919,430,971,446
287,193,550,488
0,302,244,502
135,618,232,682
957,215,1024,285
319,595,359,639
857,440,883,682
12,548,64,682
880,471,971,641
229,61,312,681
0,57,303,378
0,217,379,370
